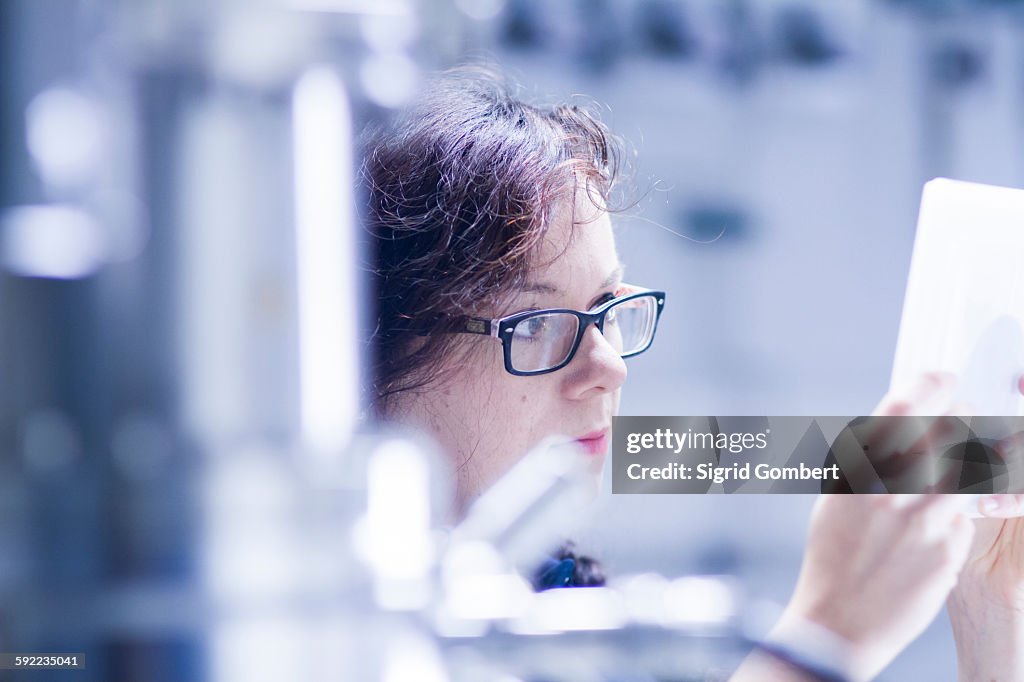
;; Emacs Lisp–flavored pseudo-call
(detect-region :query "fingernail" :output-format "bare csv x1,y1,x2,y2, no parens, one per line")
980,495,1021,516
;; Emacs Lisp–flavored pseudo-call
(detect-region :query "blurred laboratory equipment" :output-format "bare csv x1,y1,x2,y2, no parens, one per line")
0,0,421,679
6,1,1024,681
0,1,765,681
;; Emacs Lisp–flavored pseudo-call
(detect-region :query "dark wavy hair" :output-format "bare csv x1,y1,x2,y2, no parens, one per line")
361,67,621,589
360,66,628,413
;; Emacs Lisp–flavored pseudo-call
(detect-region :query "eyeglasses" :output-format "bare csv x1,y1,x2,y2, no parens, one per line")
455,285,666,376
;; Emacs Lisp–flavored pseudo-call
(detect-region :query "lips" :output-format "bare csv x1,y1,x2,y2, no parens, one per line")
575,427,610,456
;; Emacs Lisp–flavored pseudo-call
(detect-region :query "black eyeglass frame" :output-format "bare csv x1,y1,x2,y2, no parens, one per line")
456,288,667,376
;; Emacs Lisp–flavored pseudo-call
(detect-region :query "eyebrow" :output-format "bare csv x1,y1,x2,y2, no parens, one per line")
521,264,625,295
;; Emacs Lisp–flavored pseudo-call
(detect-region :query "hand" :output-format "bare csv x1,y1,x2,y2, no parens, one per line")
871,373,1024,606
781,494,974,681
864,375,1024,680
950,429,1024,612
947,491,1024,680
822,372,967,494
963,494,1024,605
735,374,973,682
778,374,975,681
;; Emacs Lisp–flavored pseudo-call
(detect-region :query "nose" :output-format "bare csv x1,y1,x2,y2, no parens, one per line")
562,324,628,399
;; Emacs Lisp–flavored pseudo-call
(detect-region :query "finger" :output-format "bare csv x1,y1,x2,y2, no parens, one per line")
903,494,971,545
827,424,887,493
922,465,963,494
865,416,944,483
863,402,955,463
948,402,975,418
948,512,976,570
995,430,1024,463
897,414,970,491
872,415,960,481
862,415,915,467
871,411,974,493
872,372,957,417
877,413,958,456
907,492,967,519
994,426,1024,494
880,493,917,510
977,494,1024,518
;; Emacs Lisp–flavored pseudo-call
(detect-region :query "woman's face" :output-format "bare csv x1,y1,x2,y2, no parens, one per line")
391,193,627,517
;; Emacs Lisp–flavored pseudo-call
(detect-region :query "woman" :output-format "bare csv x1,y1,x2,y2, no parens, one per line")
362,67,1023,681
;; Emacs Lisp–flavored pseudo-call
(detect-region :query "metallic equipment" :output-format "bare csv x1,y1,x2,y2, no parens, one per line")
0,2,851,680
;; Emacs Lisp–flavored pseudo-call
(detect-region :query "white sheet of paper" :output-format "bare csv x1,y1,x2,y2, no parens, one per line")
889,178,1024,516
890,177,1024,417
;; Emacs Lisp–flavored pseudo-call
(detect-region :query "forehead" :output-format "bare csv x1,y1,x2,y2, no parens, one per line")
530,190,619,282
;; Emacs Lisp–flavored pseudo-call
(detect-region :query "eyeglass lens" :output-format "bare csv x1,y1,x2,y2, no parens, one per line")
508,295,659,373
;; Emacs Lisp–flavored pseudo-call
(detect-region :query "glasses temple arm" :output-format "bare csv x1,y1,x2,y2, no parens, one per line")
461,316,499,337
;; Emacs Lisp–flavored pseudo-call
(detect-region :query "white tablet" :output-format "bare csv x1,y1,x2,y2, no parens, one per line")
890,177,1024,417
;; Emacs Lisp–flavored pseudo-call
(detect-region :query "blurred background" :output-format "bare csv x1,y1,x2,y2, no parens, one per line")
4,0,1024,680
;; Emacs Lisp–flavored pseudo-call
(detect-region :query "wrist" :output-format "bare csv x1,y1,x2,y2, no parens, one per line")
780,600,873,675
954,567,1024,615
772,608,862,682
948,578,1024,681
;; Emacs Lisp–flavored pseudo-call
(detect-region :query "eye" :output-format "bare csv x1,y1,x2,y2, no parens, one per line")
513,315,549,342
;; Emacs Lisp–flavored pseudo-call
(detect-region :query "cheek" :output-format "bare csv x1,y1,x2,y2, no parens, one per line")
469,377,559,455
430,345,585,503
508,379,570,433
439,344,539,446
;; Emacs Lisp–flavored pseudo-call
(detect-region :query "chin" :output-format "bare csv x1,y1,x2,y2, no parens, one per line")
587,452,606,479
